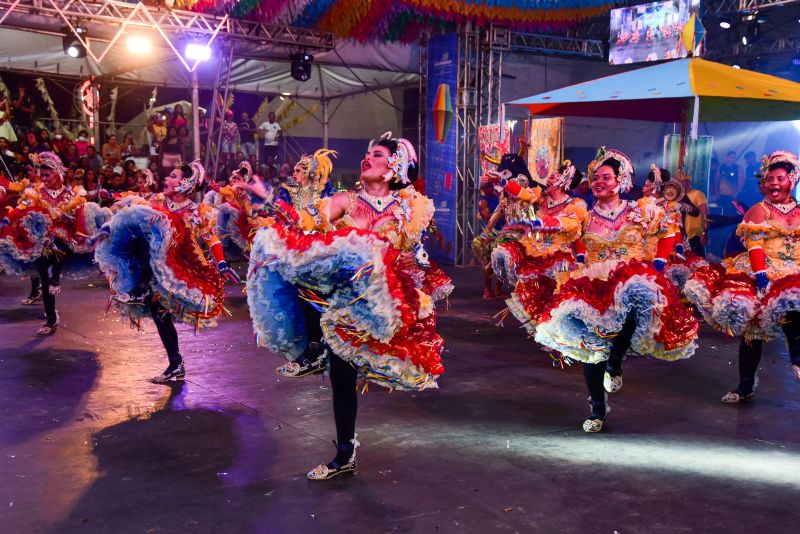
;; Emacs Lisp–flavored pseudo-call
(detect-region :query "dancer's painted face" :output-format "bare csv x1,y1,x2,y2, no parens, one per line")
360,145,391,183
762,167,793,204
545,171,565,196
591,165,619,201
163,168,183,195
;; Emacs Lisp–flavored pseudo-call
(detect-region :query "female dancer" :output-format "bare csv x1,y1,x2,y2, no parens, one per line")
533,148,698,432
247,133,448,479
0,152,110,335
472,153,540,297
491,161,585,287
94,160,240,383
493,162,587,336
641,166,705,290
685,150,800,402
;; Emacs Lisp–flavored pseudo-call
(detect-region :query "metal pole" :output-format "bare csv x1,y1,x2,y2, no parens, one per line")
322,98,329,148
191,68,200,161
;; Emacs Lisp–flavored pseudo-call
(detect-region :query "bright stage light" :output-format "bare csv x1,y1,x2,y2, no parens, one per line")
741,35,748,46
281,91,291,96
185,43,211,61
127,35,152,54
62,27,86,58
720,21,731,29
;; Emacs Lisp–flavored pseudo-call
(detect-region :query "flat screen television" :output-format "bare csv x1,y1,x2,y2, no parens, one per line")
609,0,700,65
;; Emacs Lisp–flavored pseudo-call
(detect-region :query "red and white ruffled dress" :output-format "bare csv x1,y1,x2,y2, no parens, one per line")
247,187,449,391
685,201,800,340
95,196,227,328
498,196,587,334
0,185,109,276
534,198,699,363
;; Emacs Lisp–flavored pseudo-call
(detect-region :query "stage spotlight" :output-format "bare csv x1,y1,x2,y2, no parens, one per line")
126,34,152,54
281,91,291,96
185,43,211,61
720,21,731,29
290,52,313,82
62,27,86,58
741,35,748,46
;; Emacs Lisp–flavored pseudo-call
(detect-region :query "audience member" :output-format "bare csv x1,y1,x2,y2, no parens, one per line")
51,128,69,154
160,126,183,170
221,110,238,161
169,104,187,130
258,111,282,164
238,111,257,160
0,97,17,143
102,133,122,165
682,172,708,258
74,130,90,156
61,143,80,167
86,145,103,173
11,84,36,134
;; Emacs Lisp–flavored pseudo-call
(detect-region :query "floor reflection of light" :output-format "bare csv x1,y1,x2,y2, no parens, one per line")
501,435,800,488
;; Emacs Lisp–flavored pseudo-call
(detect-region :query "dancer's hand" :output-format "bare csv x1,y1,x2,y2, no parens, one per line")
233,174,271,201
398,252,418,270
217,260,241,284
755,271,769,291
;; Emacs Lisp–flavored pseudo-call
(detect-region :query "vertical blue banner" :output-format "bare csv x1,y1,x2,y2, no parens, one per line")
425,33,458,265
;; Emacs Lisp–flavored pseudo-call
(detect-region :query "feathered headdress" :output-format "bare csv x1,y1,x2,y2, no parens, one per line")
29,151,66,176
231,161,253,182
295,148,338,192
141,169,156,189
588,146,634,193
759,150,800,188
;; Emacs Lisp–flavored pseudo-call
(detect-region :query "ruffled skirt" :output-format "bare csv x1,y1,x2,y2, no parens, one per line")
94,204,225,327
247,224,445,391
0,207,52,275
663,252,709,291
534,259,698,364
685,264,800,340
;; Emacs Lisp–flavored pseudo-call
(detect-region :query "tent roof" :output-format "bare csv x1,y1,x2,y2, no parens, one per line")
508,58,800,122
0,27,419,99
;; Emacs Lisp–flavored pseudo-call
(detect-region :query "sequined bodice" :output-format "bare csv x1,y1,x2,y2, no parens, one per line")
521,197,586,257
728,205,800,279
583,199,662,264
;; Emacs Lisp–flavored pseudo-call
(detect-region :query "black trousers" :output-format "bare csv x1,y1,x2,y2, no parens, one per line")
300,296,357,445
35,252,62,327
583,314,637,418
131,237,182,367
735,311,800,395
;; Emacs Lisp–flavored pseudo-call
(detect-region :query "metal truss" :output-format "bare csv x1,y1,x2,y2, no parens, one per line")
204,46,234,180
417,37,428,174
454,24,481,266
728,34,800,56
511,31,605,59
704,0,800,15
0,0,335,71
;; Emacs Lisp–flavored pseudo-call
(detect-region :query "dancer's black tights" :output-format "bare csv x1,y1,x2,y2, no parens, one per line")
735,311,800,394
300,295,358,463
583,313,637,419
131,237,182,369
35,253,62,327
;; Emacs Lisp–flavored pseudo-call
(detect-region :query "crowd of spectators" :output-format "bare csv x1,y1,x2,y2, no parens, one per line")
1,84,293,203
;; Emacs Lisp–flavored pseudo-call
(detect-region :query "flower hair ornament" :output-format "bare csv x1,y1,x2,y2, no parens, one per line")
30,151,66,177
554,160,577,191
141,169,156,189
759,150,800,188
369,131,418,185
588,146,634,194
174,159,206,194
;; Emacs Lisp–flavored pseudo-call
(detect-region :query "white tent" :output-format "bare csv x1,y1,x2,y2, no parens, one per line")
0,28,419,99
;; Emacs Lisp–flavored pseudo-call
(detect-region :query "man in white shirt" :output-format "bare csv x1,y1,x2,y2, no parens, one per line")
258,112,282,165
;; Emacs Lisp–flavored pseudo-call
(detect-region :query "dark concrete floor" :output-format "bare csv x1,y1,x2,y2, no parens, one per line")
1,267,800,533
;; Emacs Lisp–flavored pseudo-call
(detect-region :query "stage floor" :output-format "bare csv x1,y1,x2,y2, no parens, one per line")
1,268,799,533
